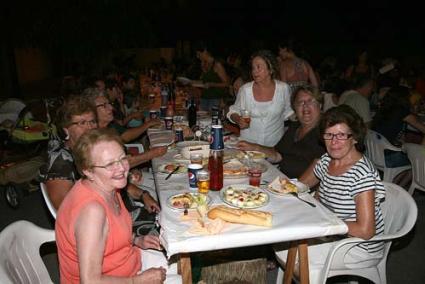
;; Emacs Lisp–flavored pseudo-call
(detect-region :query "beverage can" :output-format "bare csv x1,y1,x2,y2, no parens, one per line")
210,125,224,150
188,164,203,189
150,110,159,119
164,117,173,130
175,128,184,142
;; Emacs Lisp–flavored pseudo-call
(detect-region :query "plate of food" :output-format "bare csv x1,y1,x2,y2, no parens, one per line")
167,192,211,211
223,159,248,178
223,160,268,178
220,184,269,209
266,177,310,196
236,150,267,160
157,163,187,174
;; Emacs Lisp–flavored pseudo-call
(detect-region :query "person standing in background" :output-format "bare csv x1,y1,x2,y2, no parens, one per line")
227,50,293,147
278,39,319,93
194,44,230,111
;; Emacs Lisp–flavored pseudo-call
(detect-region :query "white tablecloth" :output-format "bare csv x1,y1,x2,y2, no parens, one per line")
151,149,348,258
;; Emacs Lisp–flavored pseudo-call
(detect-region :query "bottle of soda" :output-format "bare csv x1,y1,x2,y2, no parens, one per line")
188,98,197,128
208,150,223,191
208,125,224,191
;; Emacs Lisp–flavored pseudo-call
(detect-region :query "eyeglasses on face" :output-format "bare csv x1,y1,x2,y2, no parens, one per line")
294,100,318,108
323,132,353,140
96,102,112,108
70,120,97,127
92,155,130,171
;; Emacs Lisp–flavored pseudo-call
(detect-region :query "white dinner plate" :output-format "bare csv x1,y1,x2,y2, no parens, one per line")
220,184,269,209
167,192,212,211
157,163,187,174
265,179,310,196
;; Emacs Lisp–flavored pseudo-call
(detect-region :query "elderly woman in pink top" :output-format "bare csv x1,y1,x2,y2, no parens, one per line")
55,128,167,283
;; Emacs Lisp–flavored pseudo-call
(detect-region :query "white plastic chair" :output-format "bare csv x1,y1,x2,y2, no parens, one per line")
403,143,425,195
0,220,56,284
275,182,417,284
364,129,411,182
317,182,418,284
40,182,57,219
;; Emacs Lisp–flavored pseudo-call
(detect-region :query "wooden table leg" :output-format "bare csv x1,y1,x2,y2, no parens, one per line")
283,242,298,284
178,253,192,284
298,240,310,284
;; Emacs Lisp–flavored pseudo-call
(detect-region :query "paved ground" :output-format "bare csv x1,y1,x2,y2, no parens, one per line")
1,185,424,283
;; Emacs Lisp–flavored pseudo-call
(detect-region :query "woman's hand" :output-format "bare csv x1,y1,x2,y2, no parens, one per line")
233,114,249,129
134,267,166,284
142,192,160,213
146,118,162,128
148,146,167,159
135,235,162,250
237,141,257,151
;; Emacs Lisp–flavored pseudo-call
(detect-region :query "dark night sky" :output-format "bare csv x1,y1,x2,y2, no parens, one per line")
3,0,424,59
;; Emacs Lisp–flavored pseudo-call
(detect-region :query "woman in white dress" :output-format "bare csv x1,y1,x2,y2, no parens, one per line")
227,50,293,147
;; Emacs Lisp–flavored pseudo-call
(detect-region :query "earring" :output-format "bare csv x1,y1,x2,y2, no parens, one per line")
64,129,70,141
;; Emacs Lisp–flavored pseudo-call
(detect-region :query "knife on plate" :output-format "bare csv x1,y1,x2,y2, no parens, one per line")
165,166,181,180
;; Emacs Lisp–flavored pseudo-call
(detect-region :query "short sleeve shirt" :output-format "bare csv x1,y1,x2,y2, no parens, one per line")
313,153,385,253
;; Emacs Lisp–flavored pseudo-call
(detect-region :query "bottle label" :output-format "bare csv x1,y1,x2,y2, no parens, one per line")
210,125,224,150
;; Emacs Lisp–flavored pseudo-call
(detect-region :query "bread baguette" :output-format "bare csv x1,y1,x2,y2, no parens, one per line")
207,205,272,227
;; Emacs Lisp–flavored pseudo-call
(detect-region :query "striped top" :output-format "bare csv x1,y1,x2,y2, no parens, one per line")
314,153,385,253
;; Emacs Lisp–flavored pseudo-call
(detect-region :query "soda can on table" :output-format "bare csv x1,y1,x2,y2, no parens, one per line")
149,109,159,119
160,106,167,118
175,127,184,142
188,164,203,189
210,125,224,150
164,117,173,130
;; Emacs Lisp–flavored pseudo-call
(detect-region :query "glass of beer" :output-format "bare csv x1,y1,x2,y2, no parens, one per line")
197,170,210,194
241,109,251,125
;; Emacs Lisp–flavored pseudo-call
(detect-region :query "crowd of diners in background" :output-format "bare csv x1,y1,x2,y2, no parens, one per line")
39,39,425,282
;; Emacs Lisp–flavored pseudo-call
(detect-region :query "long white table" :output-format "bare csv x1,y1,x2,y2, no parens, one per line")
152,148,348,283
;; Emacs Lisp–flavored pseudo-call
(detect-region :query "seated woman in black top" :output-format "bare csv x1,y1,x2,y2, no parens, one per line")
237,84,325,178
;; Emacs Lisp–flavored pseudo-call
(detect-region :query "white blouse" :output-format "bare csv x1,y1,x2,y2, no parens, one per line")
227,80,293,147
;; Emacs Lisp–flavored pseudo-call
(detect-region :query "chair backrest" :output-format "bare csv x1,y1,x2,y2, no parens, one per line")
381,182,418,238
40,182,57,219
0,220,55,284
403,143,425,189
320,182,418,283
364,129,399,170
125,143,145,156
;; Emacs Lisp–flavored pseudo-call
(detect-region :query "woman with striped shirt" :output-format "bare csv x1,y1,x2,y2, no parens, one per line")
276,105,385,277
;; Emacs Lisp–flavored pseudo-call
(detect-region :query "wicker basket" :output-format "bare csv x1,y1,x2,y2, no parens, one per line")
200,257,267,284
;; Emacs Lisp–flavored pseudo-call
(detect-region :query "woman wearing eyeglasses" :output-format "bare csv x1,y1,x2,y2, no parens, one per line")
40,95,98,210
237,84,325,178
275,105,385,279
56,128,173,283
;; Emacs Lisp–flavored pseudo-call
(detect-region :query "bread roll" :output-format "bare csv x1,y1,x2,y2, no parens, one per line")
207,205,272,227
